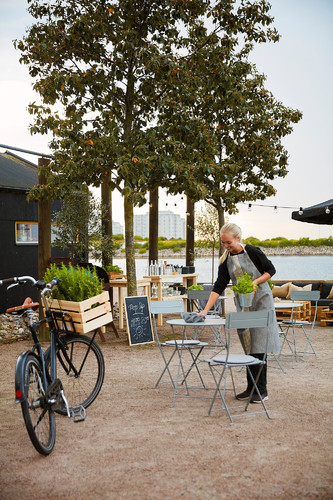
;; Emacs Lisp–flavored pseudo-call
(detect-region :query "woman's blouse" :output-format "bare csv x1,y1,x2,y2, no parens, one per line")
212,244,276,295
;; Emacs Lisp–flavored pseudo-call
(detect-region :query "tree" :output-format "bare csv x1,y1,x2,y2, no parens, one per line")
52,190,116,263
195,203,221,283
16,0,298,290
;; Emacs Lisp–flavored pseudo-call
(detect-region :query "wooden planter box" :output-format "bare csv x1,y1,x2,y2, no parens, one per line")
106,272,124,280
46,290,113,334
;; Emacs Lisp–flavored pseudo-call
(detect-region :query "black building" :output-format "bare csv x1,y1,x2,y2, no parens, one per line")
0,151,64,313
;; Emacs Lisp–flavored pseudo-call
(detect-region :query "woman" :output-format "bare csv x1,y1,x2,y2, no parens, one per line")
200,222,280,403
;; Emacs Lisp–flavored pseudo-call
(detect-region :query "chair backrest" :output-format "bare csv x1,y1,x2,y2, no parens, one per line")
150,300,184,316
225,310,274,330
187,290,212,301
186,289,221,314
290,290,320,302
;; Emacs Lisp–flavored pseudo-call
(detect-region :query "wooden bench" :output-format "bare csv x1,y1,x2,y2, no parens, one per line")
274,300,311,322
320,309,333,327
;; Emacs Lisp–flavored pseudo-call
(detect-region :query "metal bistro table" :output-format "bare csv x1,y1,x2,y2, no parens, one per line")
274,302,303,365
166,317,226,407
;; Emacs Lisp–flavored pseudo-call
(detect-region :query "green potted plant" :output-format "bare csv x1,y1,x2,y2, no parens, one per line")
43,263,112,333
187,285,204,291
102,264,124,280
231,272,258,308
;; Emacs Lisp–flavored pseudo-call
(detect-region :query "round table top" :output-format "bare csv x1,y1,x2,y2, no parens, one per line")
166,317,226,326
274,302,303,309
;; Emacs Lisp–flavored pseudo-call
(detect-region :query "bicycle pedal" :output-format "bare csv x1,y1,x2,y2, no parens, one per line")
70,405,86,422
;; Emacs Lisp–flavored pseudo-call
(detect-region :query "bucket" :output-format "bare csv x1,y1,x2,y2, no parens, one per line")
239,292,253,308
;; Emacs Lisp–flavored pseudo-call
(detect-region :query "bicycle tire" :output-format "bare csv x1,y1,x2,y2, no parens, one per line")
21,354,56,455
45,334,105,414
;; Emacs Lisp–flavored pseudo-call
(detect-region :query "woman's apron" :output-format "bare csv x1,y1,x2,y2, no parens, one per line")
227,247,280,354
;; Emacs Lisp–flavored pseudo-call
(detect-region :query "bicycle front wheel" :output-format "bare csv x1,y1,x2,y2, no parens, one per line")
21,354,56,455
45,334,105,414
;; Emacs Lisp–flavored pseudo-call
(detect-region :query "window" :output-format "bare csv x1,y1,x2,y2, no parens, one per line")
15,222,38,244
15,222,57,244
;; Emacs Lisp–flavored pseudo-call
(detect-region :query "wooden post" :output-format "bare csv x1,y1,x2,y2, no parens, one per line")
38,157,51,341
186,196,195,287
149,188,159,265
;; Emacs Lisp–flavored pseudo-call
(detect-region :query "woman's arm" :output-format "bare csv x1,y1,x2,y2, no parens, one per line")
198,291,220,316
252,271,271,287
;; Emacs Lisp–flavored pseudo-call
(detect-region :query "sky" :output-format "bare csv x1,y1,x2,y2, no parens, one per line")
0,0,332,240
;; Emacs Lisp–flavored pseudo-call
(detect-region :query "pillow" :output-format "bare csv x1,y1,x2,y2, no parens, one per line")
272,282,290,299
286,283,312,299
326,286,333,299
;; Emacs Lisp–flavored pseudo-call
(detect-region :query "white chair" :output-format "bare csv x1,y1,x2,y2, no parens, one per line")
279,290,320,361
206,310,275,425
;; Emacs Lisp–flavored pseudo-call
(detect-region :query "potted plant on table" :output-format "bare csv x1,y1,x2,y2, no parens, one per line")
43,263,112,334
231,272,258,308
102,264,124,280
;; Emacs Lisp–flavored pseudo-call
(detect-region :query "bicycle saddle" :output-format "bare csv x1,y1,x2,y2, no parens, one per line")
6,297,39,315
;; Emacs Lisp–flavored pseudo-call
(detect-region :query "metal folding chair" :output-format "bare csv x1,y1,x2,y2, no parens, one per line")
206,310,275,425
187,289,225,349
151,300,185,389
279,290,320,362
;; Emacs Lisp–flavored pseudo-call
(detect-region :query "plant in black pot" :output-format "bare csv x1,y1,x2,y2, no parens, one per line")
231,272,258,308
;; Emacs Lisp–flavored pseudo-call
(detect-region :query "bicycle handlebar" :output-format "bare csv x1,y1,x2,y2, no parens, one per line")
0,276,37,286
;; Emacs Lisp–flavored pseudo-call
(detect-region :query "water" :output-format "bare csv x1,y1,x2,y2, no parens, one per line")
113,255,333,282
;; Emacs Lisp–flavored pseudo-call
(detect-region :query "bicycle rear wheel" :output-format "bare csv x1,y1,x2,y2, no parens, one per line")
21,354,56,455
45,334,105,414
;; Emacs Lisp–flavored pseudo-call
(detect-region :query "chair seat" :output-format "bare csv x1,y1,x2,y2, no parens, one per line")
210,354,260,365
281,320,311,325
164,339,206,346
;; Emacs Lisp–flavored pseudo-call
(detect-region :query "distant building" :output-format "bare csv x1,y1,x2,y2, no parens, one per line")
134,210,186,239
112,221,124,235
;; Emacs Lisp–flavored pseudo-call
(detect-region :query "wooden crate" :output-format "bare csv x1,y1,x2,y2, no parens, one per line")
320,309,333,327
46,290,113,334
275,301,311,322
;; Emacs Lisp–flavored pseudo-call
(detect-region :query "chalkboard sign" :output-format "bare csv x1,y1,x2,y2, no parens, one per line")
124,296,154,346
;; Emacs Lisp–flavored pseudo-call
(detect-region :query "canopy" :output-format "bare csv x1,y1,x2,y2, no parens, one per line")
291,199,333,225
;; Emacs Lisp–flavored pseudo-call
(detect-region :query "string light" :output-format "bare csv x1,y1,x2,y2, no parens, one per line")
325,206,330,214
298,207,303,215
274,206,277,213
248,203,252,211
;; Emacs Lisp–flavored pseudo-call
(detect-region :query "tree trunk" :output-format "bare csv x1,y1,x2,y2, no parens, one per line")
217,204,225,258
124,195,137,296
101,176,113,267
38,157,51,341
186,196,195,267
149,188,159,265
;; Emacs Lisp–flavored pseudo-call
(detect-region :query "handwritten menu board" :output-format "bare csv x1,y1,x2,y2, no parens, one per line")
124,296,154,346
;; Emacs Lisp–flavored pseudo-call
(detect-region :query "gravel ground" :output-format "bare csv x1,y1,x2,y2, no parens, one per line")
0,311,332,500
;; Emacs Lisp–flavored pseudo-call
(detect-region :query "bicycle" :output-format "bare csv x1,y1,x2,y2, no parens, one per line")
1,275,105,455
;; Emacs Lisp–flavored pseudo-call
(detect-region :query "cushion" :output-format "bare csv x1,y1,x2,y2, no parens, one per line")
321,283,333,299
272,282,290,299
286,283,312,299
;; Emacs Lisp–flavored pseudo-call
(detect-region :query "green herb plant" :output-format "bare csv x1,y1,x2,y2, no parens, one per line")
231,272,257,298
188,285,204,291
102,264,123,273
44,263,103,302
